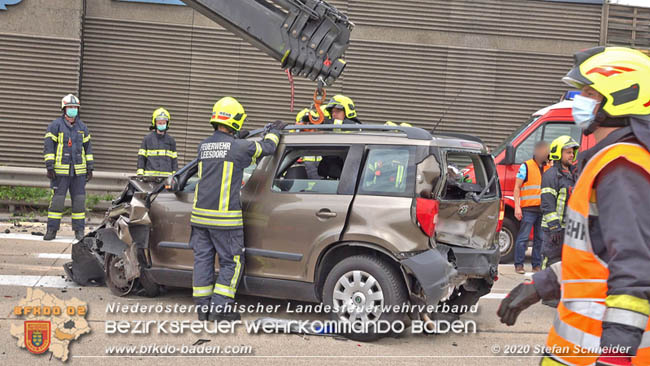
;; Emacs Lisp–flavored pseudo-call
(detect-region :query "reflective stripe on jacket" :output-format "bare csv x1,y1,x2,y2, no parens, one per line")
543,143,650,366
541,164,576,230
191,130,279,230
43,116,93,176
520,159,548,207
136,131,178,176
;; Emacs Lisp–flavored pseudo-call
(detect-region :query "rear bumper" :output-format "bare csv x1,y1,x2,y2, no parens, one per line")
400,245,499,306
445,244,500,278
401,249,456,306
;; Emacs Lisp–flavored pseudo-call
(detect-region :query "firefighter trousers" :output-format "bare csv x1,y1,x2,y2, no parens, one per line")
47,174,86,232
190,227,245,308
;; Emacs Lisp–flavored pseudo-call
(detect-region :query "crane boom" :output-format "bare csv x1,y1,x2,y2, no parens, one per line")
181,0,352,85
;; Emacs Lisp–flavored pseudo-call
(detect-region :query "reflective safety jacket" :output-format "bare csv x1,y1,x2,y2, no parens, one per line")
137,131,178,176
542,142,650,366
191,129,280,229
540,164,576,231
44,116,93,176
520,159,549,208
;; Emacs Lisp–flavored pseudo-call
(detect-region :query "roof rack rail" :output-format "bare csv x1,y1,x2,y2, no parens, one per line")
248,124,433,140
433,132,485,145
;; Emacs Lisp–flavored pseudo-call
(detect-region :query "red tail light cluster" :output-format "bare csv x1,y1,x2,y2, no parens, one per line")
416,198,439,237
496,199,505,233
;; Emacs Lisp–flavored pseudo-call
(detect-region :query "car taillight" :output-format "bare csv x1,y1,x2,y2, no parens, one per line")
496,199,505,233
416,198,439,237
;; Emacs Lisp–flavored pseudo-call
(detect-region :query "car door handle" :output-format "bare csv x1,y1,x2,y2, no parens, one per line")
316,209,337,218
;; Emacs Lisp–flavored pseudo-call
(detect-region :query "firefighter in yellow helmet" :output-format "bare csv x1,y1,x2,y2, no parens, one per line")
190,96,286,321
540,136,578,269
325,94,361,126
43,94,93,241
498,47,650,366
295,106,331,125
136,108,178,177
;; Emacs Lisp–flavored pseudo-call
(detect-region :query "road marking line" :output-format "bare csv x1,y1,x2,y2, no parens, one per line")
37,253,72,259
0,233,75,243
0,275,80,288
0,273,511,299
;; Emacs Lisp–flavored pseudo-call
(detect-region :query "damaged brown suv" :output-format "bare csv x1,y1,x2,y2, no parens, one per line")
65,124,502,340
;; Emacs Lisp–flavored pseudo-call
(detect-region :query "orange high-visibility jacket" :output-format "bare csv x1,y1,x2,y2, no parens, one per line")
520,159,549,207
542,143,650,366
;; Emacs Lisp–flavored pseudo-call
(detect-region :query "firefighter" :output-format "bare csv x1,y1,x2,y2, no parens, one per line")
540,135,578,267
497,46,650,366
295,106,331,126
324,94,362,126
136,108,178,177
190,96,286,321
43,94,93,241
513,140,550,274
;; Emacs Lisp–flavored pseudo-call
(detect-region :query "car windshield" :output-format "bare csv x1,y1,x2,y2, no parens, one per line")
492,115,540,157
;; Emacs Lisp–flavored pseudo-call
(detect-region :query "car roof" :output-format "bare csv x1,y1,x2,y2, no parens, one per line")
279,131,488,153
533,100,573,116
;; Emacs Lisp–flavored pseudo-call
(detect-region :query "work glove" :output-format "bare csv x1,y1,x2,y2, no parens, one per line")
46,169,56,180
237,129,250,139
266,120,288,132
595,352,632,366
86,170,93,182
551,229,564,244
497,280,541,326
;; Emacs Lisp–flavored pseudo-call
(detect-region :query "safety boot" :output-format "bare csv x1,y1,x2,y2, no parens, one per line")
197,309,209,321
75,230,84,241
209,310,241,322
43,229,57,241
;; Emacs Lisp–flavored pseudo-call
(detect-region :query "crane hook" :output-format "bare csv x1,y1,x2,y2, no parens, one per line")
309,78,327,125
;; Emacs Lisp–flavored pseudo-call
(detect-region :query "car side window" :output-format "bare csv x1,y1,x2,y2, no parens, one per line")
443,151,496,200
272,147,349,194
359,147,412,196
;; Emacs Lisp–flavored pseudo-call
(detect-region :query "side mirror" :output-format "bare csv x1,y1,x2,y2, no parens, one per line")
503,144,516,165
165,176,179,192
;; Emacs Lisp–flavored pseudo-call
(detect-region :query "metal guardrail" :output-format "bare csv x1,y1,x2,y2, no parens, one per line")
0,166,129,192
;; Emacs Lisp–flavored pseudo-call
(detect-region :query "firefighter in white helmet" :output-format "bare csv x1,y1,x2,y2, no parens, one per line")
43,94,94,241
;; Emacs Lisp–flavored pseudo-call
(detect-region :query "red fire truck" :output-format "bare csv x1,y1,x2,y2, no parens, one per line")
492,91,594,262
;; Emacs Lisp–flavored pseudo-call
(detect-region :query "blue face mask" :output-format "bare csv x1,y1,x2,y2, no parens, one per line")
156,123,167,132
571,95,599,129
66,108,78,119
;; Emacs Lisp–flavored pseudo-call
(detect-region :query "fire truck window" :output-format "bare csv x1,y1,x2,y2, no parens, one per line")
515,127,543,163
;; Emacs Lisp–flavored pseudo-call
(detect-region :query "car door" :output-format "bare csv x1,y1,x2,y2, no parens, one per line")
148,159,262,272
436,150,500,249
241,144,361,282
147,162,198,272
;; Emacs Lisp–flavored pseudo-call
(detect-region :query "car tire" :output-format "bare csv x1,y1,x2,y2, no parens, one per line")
499,216,519,264
105,254,136,297
322,255,408,342
138,269,161,298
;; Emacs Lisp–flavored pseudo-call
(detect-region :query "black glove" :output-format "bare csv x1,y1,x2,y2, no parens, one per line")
551,229,564,244
497,281,541,326
269,120,288,131
46,169,56,180
237,129,250,139
86,170,93,182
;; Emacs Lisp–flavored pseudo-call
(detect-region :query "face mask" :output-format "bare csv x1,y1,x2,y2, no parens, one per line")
572,95,599,129
66,108,78,119
156,123,167,132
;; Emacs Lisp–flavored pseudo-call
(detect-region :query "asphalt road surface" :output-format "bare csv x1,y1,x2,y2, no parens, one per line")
0,221,555,366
